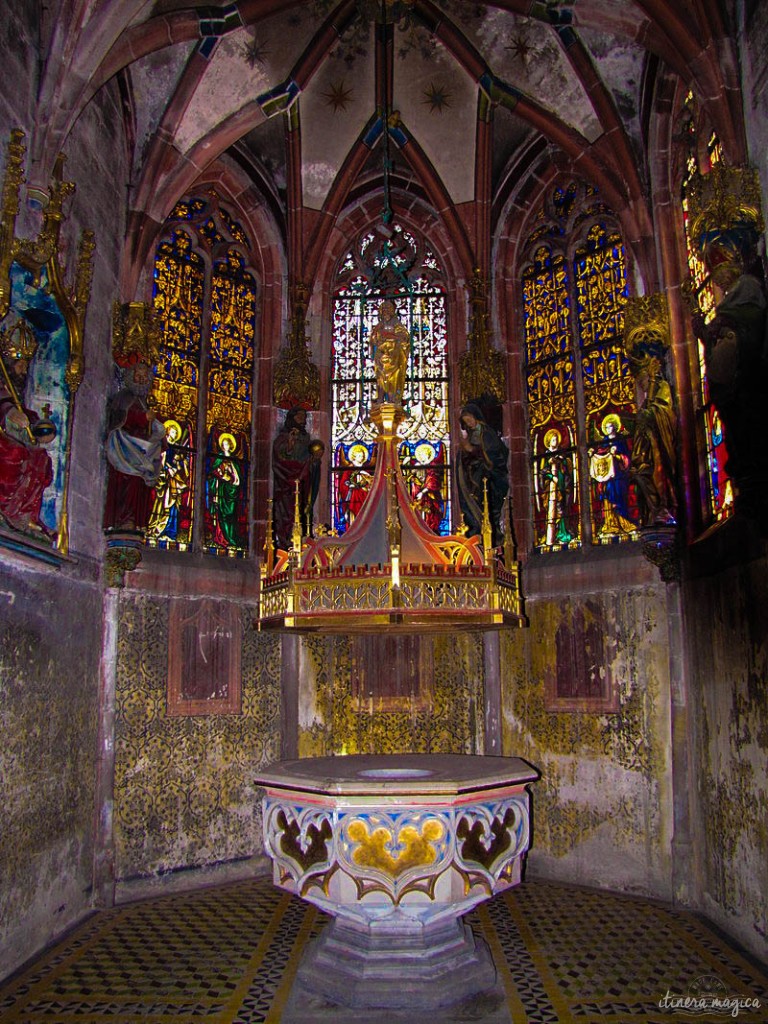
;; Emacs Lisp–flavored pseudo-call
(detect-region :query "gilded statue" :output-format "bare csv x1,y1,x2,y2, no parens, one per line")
370,300,410,406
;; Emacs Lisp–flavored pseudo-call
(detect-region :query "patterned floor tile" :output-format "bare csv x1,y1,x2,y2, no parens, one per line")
1,878,765,1024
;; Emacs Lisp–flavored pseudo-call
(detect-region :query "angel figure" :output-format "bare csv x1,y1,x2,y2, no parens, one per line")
337,442,374,529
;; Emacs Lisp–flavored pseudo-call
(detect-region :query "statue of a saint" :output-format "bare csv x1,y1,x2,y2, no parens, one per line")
691,235,768,520
370,300,410,406
104,358,166,532
0,321,56,538
272,408,323,548
456,402,509,546
630,356,677,527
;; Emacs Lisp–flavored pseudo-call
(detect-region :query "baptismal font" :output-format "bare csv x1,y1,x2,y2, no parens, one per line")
257,302,534,1015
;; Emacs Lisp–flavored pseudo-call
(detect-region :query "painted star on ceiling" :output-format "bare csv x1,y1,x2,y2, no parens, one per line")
423,82,451,113
243,37,270,68
506,33,534,62
323,80,354,112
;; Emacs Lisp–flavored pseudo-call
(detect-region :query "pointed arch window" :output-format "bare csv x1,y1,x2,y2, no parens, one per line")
147,195,257,556
523,183,636,551
330,224,451,535
679,92,731,523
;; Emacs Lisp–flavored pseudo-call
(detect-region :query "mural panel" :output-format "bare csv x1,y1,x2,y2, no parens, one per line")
298,632,484,757
500,587,672,896
688,558,768,957
113,595,281,879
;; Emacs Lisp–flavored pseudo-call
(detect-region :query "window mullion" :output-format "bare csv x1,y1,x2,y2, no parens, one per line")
570,252,593,547
192,262,215,554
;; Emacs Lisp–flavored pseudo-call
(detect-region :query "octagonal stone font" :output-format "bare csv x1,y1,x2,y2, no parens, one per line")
255,753,538,1011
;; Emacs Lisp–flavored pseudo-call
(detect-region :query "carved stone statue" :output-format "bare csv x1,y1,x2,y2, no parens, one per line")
272,408,323,548
370,300,410,406
691,245,768,520
630,356,677,527
456,401,509,546
104,358,165,532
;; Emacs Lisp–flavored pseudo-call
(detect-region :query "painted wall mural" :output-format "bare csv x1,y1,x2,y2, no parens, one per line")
113,594,281,880
4,265,71,534
500,588,673,896
297,632,485,757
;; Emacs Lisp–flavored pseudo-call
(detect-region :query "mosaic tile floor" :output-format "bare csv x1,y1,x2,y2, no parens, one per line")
2,877,766,1024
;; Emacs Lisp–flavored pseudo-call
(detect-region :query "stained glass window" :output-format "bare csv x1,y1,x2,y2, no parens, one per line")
523,183,636,550
524,246,580,549
576,223,635,540
147,197,257,556
330,225,450,534
680,101,732,523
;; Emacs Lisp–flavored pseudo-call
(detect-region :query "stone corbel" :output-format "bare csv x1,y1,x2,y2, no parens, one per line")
105,541,142,588
640,525,681,583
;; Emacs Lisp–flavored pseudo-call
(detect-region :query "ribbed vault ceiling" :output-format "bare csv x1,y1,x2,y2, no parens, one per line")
32,1,740,277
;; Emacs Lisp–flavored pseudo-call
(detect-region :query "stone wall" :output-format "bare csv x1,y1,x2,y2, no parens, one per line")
0,559,102,979
678,14,768,961
0,2,35,133
502,550,675,900
59,82,129,558
0,4,128,979
740,0,768,226
686,530,768,961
